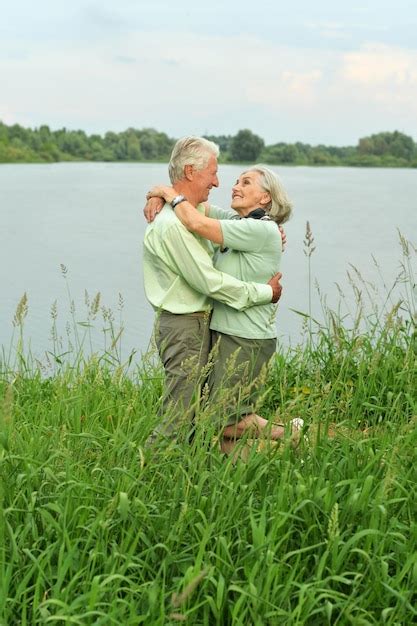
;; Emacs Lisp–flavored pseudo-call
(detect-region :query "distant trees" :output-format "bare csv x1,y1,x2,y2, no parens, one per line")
260,142,357,166
0,122,176,164
259,132,416,167
230,129,264,162
262,143,300,164
203,134,233,155
139,128,174,160
357,131,416,163
204,130,265,162
0,122,416,167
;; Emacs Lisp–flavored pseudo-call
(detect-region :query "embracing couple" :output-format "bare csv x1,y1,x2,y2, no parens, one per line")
143,136,302,454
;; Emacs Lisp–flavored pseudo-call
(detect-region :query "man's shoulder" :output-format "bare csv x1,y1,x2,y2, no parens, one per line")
146,204,180,232
155,203,176,224
145,204,193,240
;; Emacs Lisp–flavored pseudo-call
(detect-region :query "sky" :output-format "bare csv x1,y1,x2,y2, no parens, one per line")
1,0,417,145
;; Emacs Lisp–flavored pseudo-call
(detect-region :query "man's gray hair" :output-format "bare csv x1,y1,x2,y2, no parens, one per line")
245,164,293,224
168,136,220,183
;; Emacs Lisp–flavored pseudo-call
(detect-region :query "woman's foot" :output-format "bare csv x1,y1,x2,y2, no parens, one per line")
222,413,285,440
289,417,306,446
290,417,304,432
222,414,305,441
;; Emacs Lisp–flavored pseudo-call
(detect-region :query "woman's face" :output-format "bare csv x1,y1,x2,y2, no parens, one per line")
230,170,270,215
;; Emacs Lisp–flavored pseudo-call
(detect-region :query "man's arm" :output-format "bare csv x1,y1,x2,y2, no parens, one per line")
155,222,282,308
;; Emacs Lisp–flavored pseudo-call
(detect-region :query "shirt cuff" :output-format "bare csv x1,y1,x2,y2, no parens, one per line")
257,284,273,304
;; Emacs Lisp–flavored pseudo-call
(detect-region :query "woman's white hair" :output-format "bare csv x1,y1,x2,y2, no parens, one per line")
168,136,219,183
245,164,293,224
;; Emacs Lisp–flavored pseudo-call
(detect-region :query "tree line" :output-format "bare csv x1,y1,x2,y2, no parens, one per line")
0,121,416,167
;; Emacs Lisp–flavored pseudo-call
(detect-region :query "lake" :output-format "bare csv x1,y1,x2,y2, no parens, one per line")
1,162,415,363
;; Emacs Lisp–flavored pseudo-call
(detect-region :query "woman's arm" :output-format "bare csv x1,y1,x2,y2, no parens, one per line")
145,188,287,252
208,205,236,220
147,185,224,245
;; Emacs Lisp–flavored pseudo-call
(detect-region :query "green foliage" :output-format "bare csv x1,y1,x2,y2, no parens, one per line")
0,121,416,168
230,129,265,162
0,121,176,164
203,134,234,156
1,238,416,623
1,314,416,623
358,131,416,161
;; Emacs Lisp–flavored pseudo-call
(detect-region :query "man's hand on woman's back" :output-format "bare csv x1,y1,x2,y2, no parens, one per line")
268,272,283,303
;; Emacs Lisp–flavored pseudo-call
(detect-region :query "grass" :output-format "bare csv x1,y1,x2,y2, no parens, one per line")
0,235,416,625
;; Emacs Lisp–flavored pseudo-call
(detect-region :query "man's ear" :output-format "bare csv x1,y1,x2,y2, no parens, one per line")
184,164,194,181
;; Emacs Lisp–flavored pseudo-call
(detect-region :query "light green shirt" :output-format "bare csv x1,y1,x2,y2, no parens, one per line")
143,203,273,314
209,205,282,339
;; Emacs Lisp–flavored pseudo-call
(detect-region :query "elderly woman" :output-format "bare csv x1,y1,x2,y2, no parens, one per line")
147,165,302,451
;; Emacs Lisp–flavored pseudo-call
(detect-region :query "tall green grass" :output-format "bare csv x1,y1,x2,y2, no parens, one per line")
0,235,416,624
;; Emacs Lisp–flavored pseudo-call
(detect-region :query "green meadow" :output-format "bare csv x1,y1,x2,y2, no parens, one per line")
1,236,416,625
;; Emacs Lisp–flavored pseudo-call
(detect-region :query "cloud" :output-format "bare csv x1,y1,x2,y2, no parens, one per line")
114,55,137,64
307,21,351,42
0,104,29,126
1,32,416,143
340,43,417,113
342,43,417,88
279,70,323,99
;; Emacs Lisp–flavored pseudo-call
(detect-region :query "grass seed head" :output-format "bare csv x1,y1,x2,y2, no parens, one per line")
13,292,28,327
171,569,208,608
303,220,316,257
327,502,340,542
50,300,58,321
90,292,101,318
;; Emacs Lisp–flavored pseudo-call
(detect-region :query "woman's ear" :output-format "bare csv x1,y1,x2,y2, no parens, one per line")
260,192,271,207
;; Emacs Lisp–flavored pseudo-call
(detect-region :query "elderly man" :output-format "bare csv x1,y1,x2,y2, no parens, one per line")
143,136,282,441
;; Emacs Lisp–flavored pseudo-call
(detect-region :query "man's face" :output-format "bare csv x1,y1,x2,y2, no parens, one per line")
191,155,219,203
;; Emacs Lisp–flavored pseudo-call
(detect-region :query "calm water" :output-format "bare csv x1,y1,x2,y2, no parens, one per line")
1,162,415,362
